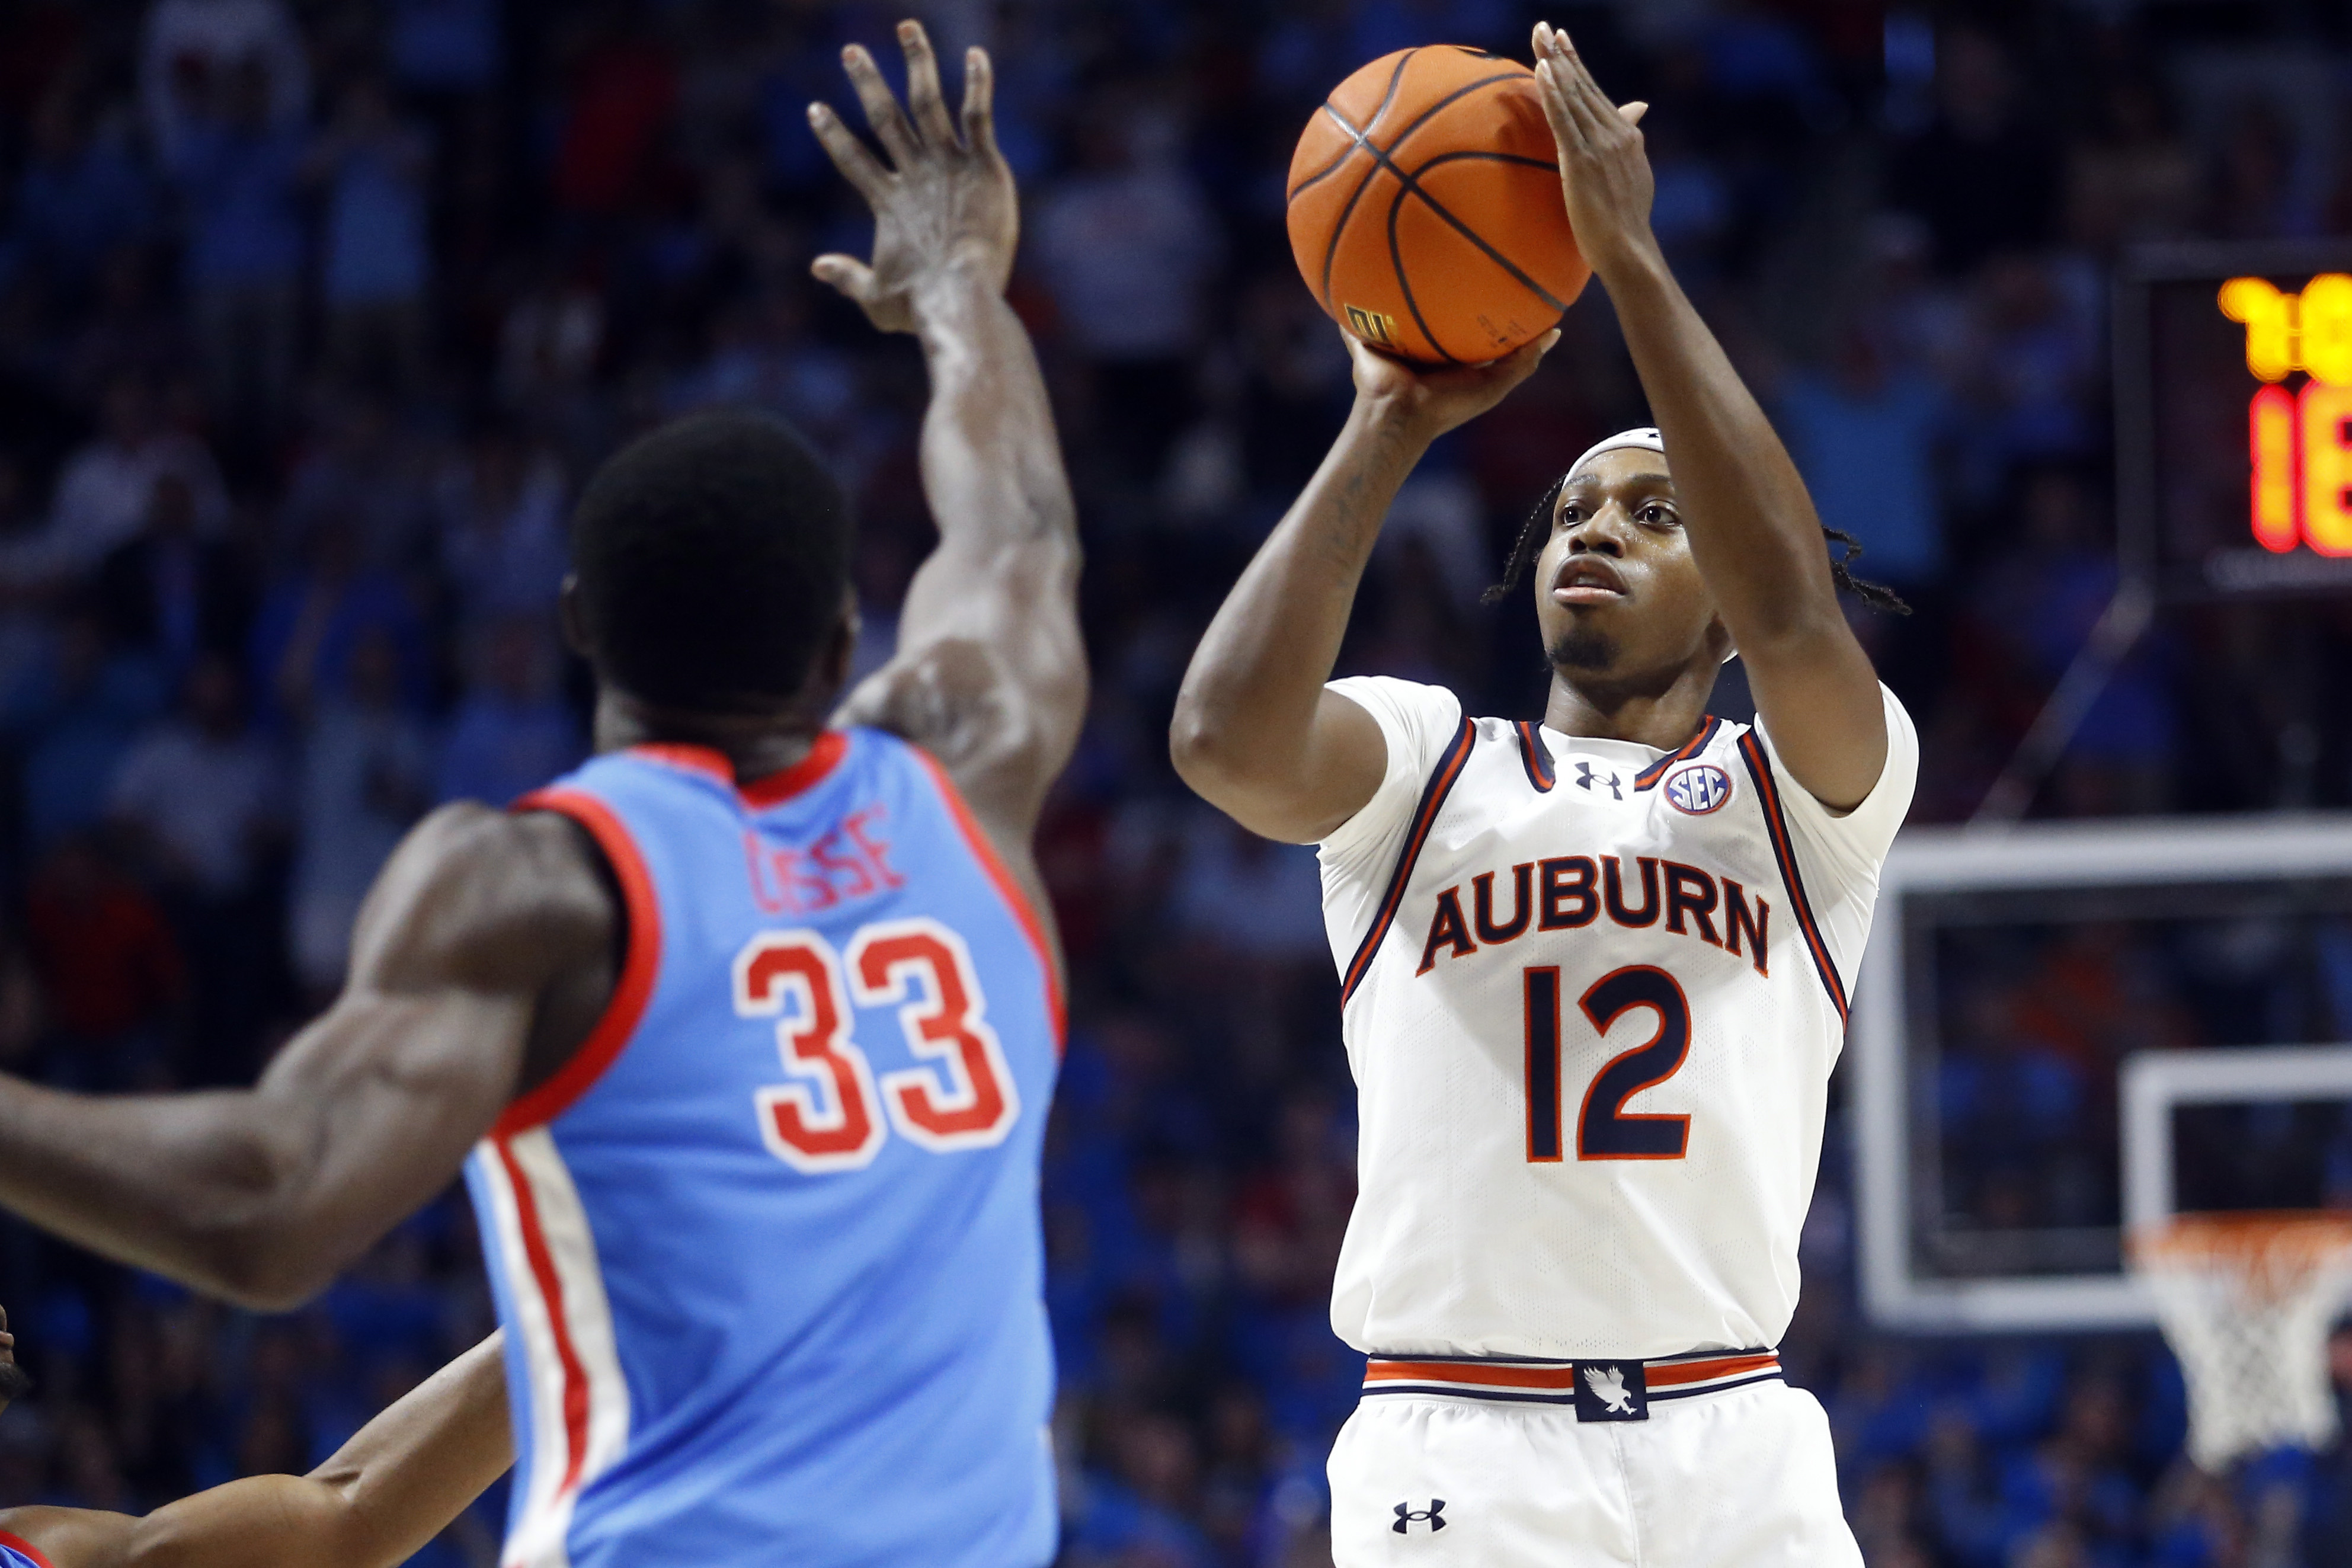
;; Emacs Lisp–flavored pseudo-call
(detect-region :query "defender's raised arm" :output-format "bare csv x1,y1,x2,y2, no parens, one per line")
817,23,1085,898
1532,21,1889,809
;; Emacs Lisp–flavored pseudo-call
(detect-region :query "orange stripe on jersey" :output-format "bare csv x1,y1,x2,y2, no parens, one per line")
1634,716,1720,791
1342,717,1477,1007
1734,732,1847,1023
1513,721,1556,792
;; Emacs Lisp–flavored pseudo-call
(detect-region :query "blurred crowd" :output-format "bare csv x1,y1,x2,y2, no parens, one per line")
0,0,2344,1564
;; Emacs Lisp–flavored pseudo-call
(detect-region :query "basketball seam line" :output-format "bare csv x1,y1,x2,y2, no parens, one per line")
1316,65,1520,320
1375,148,1569,361
1387,152,1572,360
1386,185,1455,363
1317,71,1565,357
1288,47,1419,201
1313,52,1428,314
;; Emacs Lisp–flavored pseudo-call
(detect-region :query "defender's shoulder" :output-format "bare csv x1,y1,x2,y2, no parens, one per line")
353,801,616,994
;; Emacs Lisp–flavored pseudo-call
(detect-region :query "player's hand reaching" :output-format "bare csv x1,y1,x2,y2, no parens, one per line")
1347,328,1558,446
808,20,1016,333
1531,22,1656,280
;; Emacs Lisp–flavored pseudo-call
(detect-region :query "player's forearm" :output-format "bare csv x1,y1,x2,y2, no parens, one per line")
0,1079,311,1309
1597,251,1846,651
1600,249,1886,803
0,1343,508,1568
911,267,1078,553
1171,401,1418,808
300,1333,510,1568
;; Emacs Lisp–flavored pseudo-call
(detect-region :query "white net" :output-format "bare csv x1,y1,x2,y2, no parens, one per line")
2130,1213,2352,1471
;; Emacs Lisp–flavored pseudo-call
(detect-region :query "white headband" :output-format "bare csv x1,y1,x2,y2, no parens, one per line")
1566,427,1664,481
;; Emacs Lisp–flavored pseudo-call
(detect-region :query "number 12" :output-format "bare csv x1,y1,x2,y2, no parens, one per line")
1524,964,1691,1161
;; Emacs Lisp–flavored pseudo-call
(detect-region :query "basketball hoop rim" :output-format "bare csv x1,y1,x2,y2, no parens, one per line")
2128,1210,2352,1275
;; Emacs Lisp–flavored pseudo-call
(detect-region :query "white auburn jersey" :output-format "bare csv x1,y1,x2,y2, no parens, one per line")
1316,676,1917,1361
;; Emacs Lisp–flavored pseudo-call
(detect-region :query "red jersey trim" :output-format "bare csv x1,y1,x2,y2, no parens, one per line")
907,747,1067,1051
629,732,852,808
497,788,664,1135
0,1530,56,1568
492,1138,591,1491
628,743,732,784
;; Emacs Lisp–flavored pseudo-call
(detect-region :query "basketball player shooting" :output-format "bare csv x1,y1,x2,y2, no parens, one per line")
1172,24,1915,1567
0,1311,509,1568
0,22,1083,1567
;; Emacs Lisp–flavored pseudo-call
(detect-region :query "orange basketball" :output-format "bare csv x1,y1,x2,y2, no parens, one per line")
1287,46,1589,365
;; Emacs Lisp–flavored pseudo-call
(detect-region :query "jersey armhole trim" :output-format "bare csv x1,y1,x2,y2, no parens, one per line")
1513,721,1556,792
494,787,664,1134
0,1530,56,1568
1634,715,1720,791
1734,732,1848,1023
907,745,1068,1052
1340,715,1477,1006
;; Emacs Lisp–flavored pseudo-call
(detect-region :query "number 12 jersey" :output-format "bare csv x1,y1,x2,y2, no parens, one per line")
1316,677,1916,1362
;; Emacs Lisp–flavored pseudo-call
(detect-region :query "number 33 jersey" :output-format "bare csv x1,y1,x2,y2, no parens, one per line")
466,731,1062,1568
1317,677,1917,1361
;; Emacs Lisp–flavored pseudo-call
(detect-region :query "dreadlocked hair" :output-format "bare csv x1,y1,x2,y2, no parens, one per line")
1479,475,1564,607
1821,527,1912,615
1477,478,1913,616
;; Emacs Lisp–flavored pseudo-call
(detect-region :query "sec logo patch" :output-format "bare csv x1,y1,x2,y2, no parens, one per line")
1664,763,1732,815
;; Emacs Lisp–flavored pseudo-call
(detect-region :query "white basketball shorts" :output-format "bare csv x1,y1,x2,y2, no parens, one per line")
1327,1355,1860,1568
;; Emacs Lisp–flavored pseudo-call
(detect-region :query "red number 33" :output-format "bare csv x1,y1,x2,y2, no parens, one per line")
732,920,1019,1173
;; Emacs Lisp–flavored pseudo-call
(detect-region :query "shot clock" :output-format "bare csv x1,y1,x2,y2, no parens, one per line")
2117,241,2352,596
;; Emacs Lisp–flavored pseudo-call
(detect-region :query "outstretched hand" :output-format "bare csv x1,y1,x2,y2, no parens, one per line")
1346,328,1559,446
808,20,1016,333
1531,21,1656,280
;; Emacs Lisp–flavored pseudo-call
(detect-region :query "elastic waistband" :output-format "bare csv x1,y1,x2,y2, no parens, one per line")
1361,1348,1781,1414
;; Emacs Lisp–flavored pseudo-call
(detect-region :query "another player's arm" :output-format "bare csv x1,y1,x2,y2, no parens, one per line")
1170,335,1551,843
0,1332,510,1568
0,807,610,1310
1532,22,1886,810
812,23,1084,879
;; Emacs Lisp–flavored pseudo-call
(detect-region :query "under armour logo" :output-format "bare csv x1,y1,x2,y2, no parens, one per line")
1393,1499,1447,1534
1574,761,1622,799
1584,1364,1636,1415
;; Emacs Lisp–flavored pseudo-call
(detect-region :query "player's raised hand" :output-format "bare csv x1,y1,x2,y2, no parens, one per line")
1531,22,1655,279
808,20,1016,333
1345,327,1558,445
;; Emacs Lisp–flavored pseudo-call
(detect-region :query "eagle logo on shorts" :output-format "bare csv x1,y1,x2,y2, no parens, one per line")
1583,1364,1637,1415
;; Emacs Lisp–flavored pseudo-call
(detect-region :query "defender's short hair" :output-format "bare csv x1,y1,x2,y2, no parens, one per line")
571,409,851,712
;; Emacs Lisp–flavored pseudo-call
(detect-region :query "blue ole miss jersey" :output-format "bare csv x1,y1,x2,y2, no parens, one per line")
466,730,1063,1568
